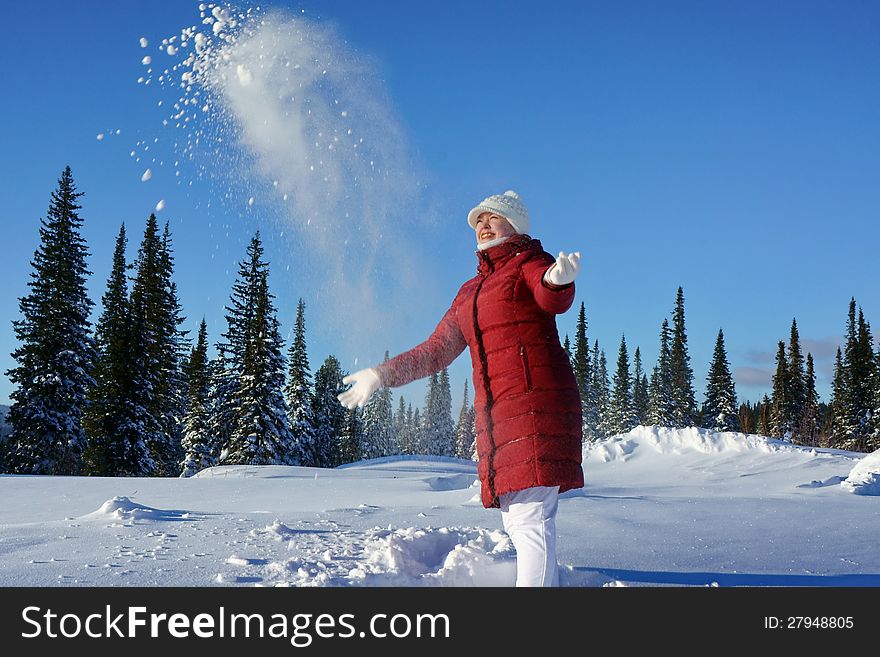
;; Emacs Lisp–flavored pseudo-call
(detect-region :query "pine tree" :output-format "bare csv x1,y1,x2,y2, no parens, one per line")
573,302,598,442
224,235,293,465
6,167,96,475
407,404,420,455
701,328,740,432
155,222,188,474
362,352,395,459
83,224,142,475
454,380,476,459
801,353,820,447
647,319,675,426
206,346,236,464
311,355,347,467
834,300,874,451
853,307,875,450
338,406,363,465
435,368,455,455
632,346,649,424
126,215,186,476
607,335,638,435
592,341,611,439
829,346,846,449
563,335,572,362
180,319,213,476
420,369,454,455
786,319,806,443
870,346,880,452
757,394,771,436
769,341,789,439
668,287,697,427
394,396,409,454
738,401,756,434
284,299,315,465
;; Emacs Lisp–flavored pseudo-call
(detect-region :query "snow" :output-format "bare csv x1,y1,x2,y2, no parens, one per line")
155,199,165,212
142,55,152,65
841,448,880,495
141,168,152,182
1,426,876,587
140,37,149,48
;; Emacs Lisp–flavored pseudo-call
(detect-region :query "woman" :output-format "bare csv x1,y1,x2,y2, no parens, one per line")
338,190,583,587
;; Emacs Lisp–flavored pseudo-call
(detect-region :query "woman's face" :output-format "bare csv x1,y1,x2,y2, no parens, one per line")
474,212,516,245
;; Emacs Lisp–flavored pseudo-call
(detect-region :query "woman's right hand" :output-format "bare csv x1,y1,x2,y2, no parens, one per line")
337,368,381,409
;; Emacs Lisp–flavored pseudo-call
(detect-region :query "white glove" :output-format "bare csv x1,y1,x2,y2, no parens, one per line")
338,368,381,409
544,251,581,286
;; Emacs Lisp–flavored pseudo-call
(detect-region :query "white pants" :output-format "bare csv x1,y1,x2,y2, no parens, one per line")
499,485,560,587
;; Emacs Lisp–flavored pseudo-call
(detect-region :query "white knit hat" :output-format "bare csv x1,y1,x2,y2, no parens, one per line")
467,190,530,234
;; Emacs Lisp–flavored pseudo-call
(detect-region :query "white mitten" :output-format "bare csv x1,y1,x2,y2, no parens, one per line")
544,251,581,286
338,368,381,409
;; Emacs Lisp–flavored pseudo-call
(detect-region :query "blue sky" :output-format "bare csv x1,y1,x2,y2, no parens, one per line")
1,0,878,410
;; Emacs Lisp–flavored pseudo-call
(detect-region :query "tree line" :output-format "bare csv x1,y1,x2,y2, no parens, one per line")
2,168,877,476
0,168,475,476
564,291,879,453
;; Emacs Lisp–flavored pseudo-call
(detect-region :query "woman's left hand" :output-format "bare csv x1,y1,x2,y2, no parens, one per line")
544,251,581,286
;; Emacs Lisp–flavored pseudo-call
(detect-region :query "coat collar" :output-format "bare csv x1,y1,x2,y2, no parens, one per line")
475,233,537,275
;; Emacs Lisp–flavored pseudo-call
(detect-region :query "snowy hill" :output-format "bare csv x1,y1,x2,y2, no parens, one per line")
0,426,877,587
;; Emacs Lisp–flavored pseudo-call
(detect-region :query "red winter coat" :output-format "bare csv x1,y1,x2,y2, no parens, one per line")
376,233,584,508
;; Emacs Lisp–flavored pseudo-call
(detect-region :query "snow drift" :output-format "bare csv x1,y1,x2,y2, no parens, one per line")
1,427,877,587
841,449,880,495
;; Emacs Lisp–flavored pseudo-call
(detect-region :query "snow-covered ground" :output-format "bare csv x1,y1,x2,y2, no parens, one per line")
0,426,877,587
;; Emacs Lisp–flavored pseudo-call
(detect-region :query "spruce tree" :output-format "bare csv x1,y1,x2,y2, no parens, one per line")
83,224,129,474
834,300,874,451
6,167,96,475
411,406,422,453
312,355,347,467
607,335,638,435
786,319,806,443
435,368,455,455
206,345,236,464
801,353,820,447
225,235,293,465
738,401,755,434
757,394,771,436
870,346,880,452
126,214,185,476
180,319,214,476
701,328,740,432
632,346,648,424
338,406,363,465
563,335,572,362
829,346,846,449
155,222,188,474
853,307,875,450
420,369,454,455
362,352,395,459
769,341,789,439
668,287,696,427
454,380,476,459
418,373,438,455
573,302,598,441
394,396,408,454
83,224,151,476
284,298,315,465
592,342,611,439
647,319,675,426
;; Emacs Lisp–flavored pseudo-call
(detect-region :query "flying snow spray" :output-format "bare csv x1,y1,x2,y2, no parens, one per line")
133,2,436,360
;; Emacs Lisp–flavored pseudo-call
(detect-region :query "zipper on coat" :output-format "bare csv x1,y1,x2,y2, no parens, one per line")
520,345,533,392
473,275,498,506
